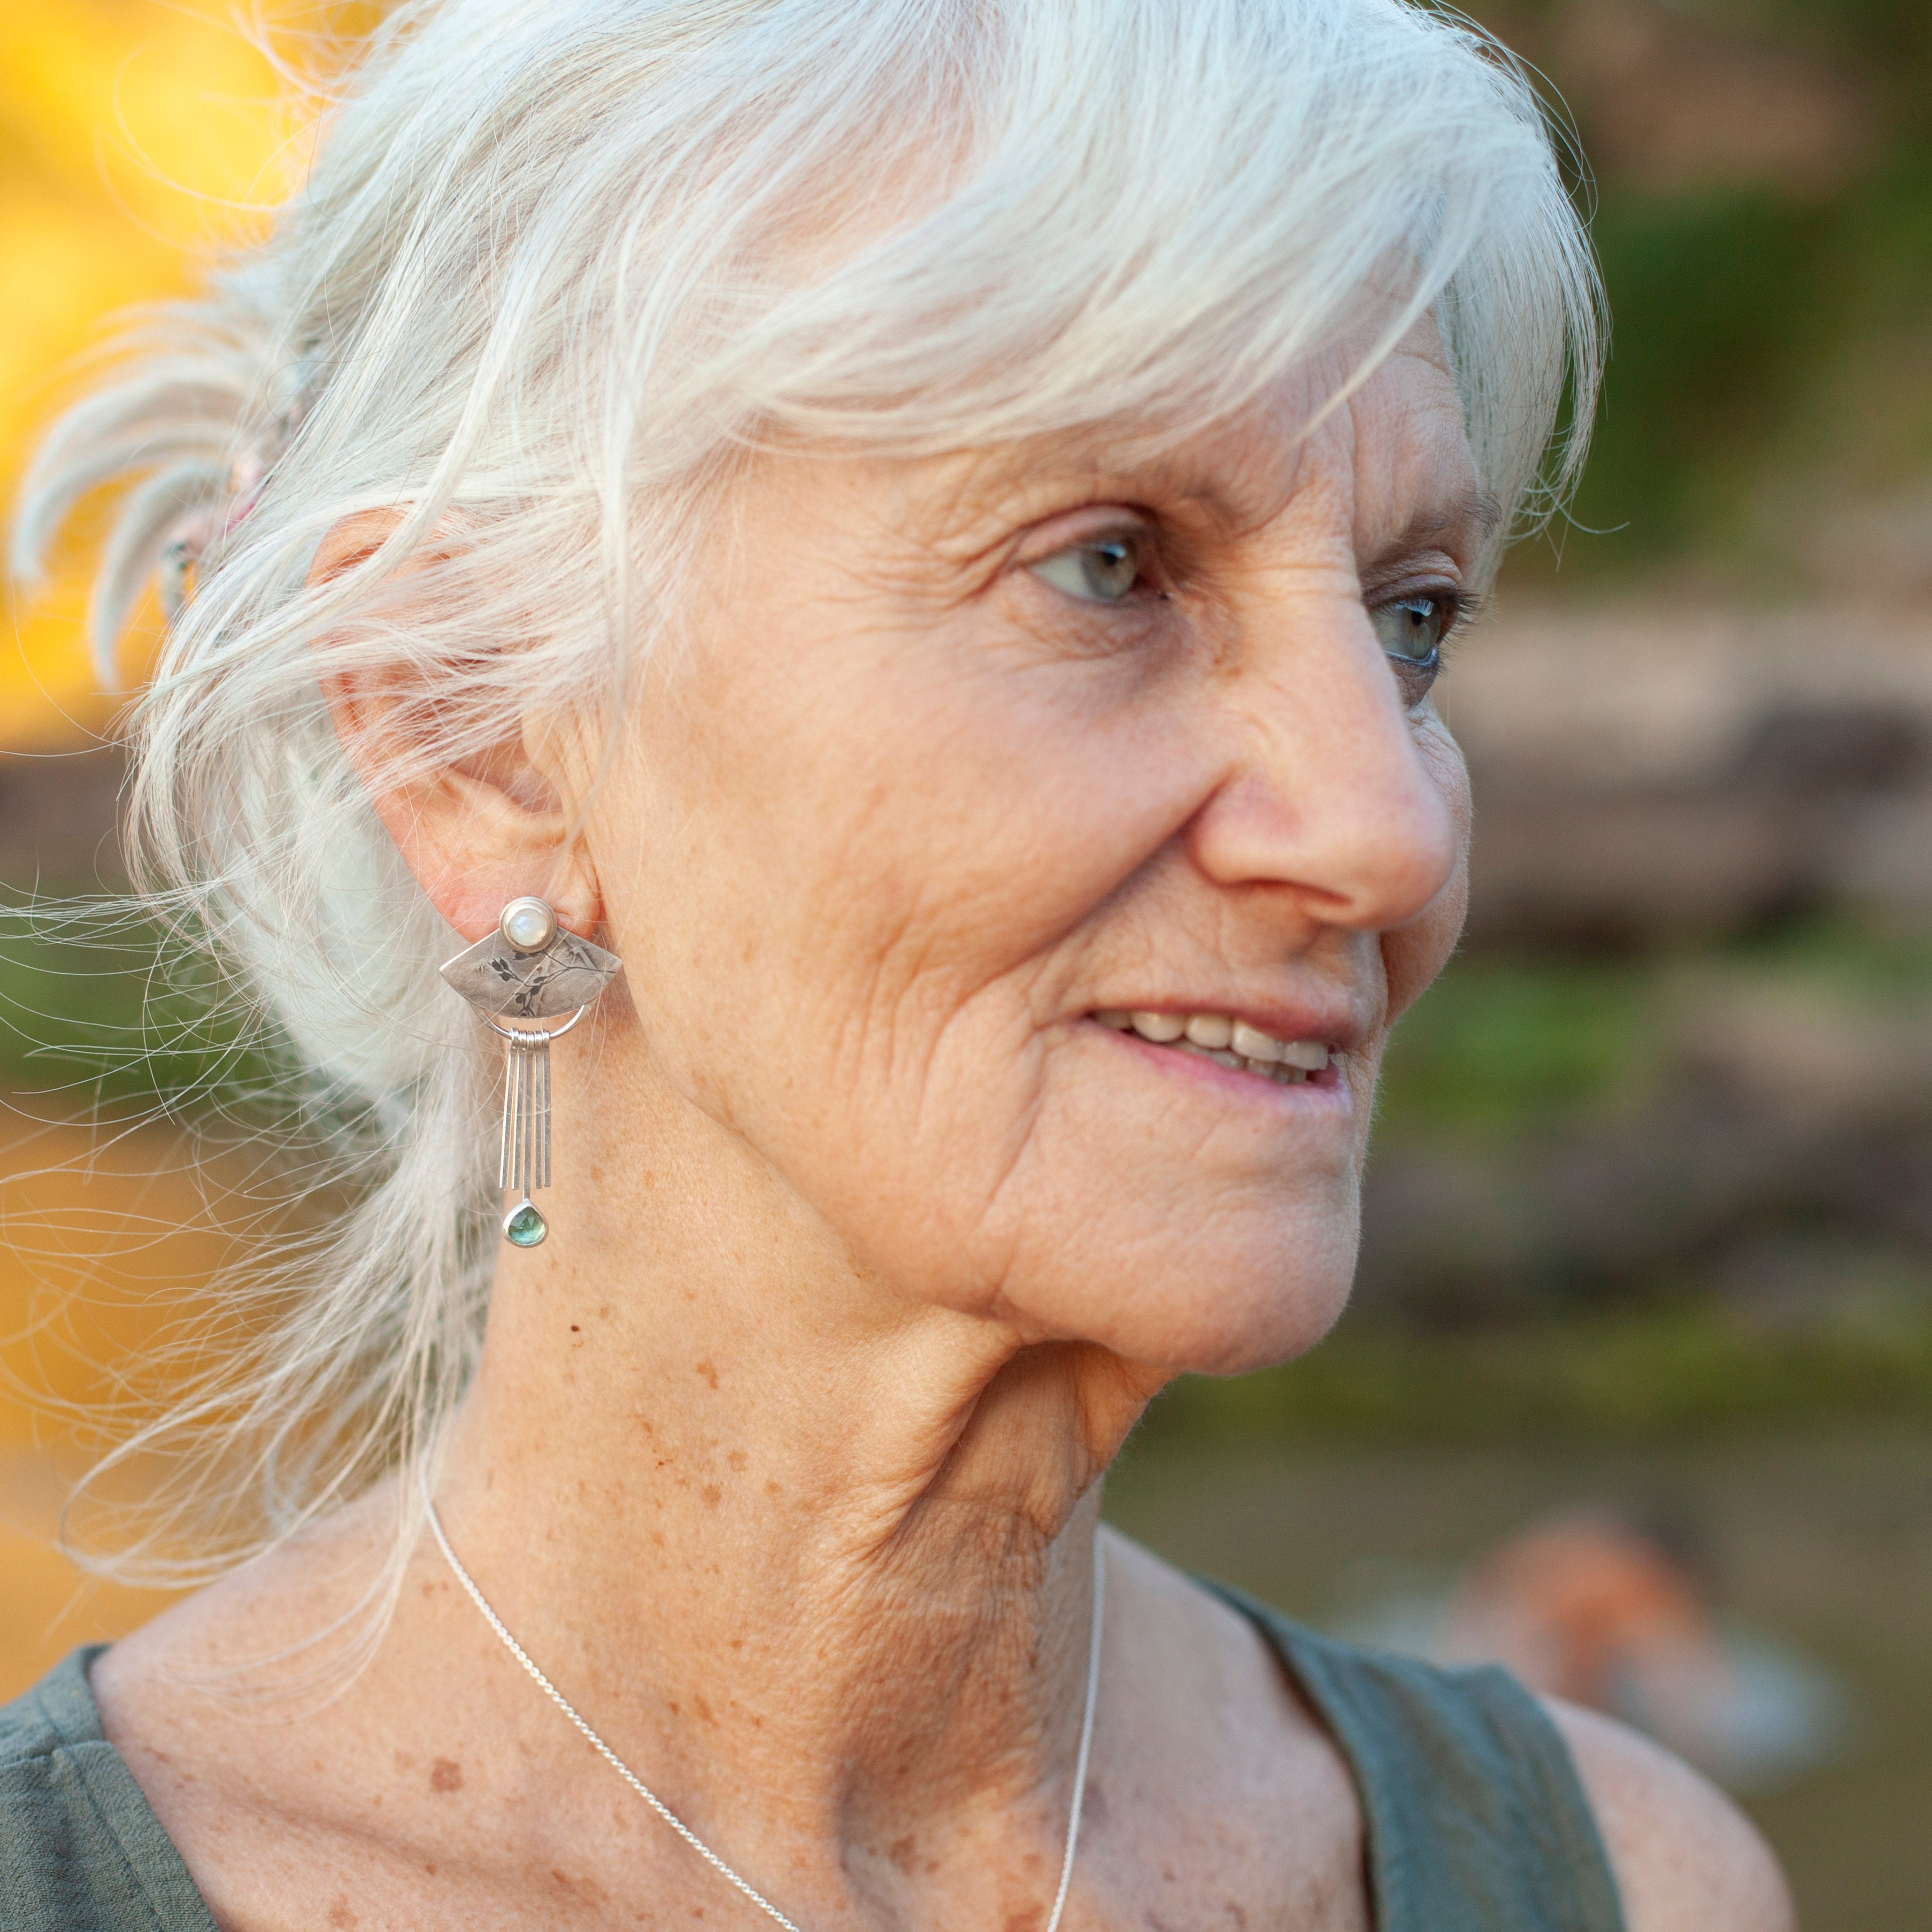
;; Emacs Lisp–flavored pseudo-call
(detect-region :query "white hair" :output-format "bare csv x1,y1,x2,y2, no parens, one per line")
13,0,1600,1588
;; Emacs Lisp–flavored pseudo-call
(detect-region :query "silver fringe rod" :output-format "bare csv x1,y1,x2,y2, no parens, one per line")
498,1025,553,1197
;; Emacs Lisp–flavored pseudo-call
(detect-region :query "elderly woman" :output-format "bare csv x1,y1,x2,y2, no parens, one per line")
4,2,1790,1927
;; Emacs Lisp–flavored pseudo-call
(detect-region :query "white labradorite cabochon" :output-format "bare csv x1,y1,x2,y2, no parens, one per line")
440,926,623,1021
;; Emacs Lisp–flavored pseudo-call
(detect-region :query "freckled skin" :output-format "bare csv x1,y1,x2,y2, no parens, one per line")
582,352,1472,1380
87,308,1790,1932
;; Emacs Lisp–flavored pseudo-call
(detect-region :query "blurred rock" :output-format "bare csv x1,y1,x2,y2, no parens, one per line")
1479,0,1875,196
0,746,125,890
1358,979,1932,1323
1705,1231,1931,1334
1810,488,1932,596
1553,0,1872,195
1452,602,1932,949
1346,1504,1852,1792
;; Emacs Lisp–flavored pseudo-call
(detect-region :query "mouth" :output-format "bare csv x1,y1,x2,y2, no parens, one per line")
1093,1009,1337,1088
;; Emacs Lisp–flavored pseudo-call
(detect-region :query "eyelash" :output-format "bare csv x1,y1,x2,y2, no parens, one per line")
1024,527,1472,702
1367,585,1471,705
1025,527,1164,607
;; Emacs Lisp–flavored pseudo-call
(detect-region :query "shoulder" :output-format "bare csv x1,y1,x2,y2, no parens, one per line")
1101,1534,1373,1925
1549,1699,1796,1932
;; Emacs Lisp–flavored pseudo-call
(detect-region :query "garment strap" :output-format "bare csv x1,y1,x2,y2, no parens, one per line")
10,1607,1623,1932
0,1648,218,1932
1206,1582,1626,1932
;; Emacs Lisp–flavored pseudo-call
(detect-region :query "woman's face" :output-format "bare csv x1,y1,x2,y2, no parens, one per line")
588,316,1477,1375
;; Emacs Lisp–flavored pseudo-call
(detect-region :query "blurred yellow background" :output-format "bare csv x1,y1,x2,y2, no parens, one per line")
0,0,311,1689
1,1,313,740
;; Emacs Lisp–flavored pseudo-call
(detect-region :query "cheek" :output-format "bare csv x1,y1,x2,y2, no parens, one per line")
591,611,1201,1264
984,1073,1367,1372
1382,713,1470,1022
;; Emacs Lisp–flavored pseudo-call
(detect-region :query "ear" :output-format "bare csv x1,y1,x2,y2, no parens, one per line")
311,509,601,945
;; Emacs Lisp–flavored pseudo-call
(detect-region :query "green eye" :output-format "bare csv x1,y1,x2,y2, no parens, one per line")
1372,594,1450,666
1370,594,1456,703
1029,533,1144,604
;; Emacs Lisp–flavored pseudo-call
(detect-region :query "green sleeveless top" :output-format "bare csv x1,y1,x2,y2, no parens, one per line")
0,1598,1625,1930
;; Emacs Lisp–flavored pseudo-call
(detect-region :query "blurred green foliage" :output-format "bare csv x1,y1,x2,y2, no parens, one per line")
1144,1303,1932,1448
1476,0,1932,586
0,906,265,1122
1373,951,1664,1141
1376,915,1932,1145
1569,188,1840,568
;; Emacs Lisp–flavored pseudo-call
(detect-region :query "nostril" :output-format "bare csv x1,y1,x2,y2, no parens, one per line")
1182,722,1462,929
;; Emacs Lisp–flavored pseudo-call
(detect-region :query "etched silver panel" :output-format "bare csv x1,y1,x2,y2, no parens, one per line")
439,928,622,1021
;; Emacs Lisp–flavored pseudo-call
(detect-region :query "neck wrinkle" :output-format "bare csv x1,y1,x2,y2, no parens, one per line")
422,1200,1159,1892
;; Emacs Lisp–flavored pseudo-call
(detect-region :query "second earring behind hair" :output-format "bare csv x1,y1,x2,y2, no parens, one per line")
439,897,622,1246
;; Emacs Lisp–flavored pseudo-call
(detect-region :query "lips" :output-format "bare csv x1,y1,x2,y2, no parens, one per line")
1095,1009,1333,1086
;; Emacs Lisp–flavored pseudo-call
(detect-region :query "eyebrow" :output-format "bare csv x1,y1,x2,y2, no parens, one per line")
1377,488,1504,561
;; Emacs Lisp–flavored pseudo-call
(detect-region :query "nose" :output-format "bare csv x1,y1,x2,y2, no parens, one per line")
1184,592,1464,932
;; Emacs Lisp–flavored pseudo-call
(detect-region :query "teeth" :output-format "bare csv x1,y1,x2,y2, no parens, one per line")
1113,1009,1332,1076
1230,1021,1281,1061
1173,1040,1245,1072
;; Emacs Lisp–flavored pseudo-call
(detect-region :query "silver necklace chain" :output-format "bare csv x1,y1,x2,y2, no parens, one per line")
423,1485,1105,1932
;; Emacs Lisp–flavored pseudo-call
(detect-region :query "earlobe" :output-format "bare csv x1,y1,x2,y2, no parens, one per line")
309,510,605,946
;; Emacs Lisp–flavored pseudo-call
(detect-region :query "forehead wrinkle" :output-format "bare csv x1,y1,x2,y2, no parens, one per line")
1343,345,1490,568
923,446,1205,555
834,315,1477,569
1377,487,1502,563
906,417,1321,569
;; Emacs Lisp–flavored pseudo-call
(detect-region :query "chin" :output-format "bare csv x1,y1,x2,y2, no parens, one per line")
998,1210,1363,1379
1143,1256,1356,1378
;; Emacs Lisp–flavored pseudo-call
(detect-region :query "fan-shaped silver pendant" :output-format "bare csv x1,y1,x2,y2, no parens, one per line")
440,899,622,1246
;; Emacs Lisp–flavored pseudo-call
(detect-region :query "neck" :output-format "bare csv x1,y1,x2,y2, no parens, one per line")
426,1064,1164,1911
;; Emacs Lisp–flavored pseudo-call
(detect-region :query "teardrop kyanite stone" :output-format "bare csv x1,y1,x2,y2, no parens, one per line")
504,1200,548,1247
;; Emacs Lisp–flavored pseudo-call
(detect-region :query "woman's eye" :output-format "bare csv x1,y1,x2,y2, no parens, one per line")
1028,533,1145,604
1370,593,1454,696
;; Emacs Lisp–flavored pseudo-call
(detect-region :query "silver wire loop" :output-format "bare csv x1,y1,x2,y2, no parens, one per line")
482,1004,591,1044
488,1009,588,1198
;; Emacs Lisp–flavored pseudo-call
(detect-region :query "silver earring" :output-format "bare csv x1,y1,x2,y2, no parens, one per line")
439,897,622,1247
